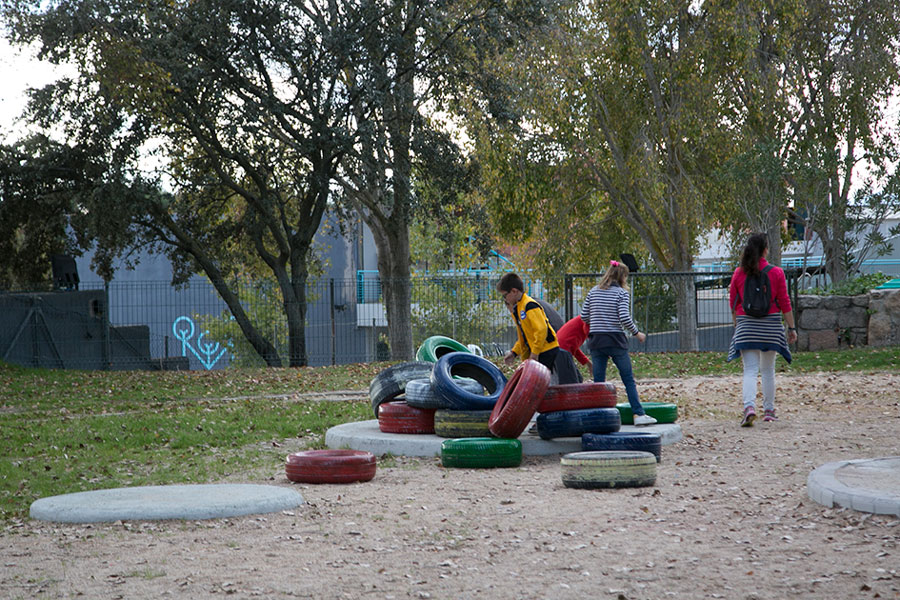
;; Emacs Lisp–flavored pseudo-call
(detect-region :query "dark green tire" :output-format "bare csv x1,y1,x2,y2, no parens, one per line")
441,437,523,468
434,409,493,438
560,451,657,489
416,336,470,363
616,402,678,425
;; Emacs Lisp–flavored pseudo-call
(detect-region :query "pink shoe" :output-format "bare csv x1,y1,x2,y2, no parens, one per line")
763,409,777,422
741,406,756,427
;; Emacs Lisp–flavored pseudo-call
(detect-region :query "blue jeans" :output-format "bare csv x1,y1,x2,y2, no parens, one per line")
590,346,645,416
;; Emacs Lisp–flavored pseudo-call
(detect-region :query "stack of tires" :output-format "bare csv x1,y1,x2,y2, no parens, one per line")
369,361,437,435
440,357,549,469
556,401,673,487
429,351,507,439
534,382,622,440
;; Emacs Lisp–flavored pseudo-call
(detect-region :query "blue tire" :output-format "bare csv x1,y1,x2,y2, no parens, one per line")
431,352,507,411
536,407,621,440
406,377,483,410
581,431,662,462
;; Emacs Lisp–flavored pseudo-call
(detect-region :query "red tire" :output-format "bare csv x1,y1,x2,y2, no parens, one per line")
488,359,551,438
285,450,376,484
377,401,436,434
537,382,617,413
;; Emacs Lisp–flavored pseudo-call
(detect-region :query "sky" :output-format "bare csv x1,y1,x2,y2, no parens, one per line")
0,36,62,140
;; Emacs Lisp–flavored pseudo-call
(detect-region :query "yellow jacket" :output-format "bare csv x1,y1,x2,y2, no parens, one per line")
511,292,559,359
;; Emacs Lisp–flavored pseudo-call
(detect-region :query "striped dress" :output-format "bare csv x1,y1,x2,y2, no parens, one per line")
728,314,792,363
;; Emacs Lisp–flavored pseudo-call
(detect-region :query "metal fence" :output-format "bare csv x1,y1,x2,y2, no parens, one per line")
1,271,777,370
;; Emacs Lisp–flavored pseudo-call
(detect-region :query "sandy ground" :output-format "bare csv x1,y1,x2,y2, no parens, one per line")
2,372,900,600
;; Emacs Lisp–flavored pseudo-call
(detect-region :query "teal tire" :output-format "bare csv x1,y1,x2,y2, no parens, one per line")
416,336,471,363
441,438,523,468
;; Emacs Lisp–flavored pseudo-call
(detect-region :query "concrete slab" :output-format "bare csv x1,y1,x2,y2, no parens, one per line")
30,484,304,524
325,419,683,458
807,457,900,517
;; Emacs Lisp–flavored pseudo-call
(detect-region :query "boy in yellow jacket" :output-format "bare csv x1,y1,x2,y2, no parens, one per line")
496,273,560,372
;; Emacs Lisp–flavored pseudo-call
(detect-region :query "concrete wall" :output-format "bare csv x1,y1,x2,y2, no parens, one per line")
795,289,900,350
0,291,154,369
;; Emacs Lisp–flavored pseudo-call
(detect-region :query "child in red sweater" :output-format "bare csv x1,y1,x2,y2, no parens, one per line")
556,316,592,372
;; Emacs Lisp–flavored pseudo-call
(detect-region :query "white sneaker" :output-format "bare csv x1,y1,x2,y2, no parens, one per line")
633,414,657,426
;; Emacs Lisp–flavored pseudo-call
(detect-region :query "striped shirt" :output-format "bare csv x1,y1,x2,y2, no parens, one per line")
728,313,792,363
580,283,638,336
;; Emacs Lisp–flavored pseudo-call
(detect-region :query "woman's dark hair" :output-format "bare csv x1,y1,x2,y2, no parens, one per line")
740,233,769,275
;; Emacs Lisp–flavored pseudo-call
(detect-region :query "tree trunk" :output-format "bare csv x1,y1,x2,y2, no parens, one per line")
159,213,283,367
672,273,698,352
370,217,414,361
765,220,782,267
370,4,415,361
284,275,308,368
208,278,283,367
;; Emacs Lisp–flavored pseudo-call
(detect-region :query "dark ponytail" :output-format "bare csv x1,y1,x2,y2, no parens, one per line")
740,233,768,275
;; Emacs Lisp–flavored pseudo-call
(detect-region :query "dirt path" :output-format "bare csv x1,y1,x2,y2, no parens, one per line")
2,373,900,599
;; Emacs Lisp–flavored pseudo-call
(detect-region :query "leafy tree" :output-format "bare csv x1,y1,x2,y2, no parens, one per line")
0,135,93,289
785,0,900,283
709,0,900,279
476,0,727,350
1,0,374,366
334,0,551,360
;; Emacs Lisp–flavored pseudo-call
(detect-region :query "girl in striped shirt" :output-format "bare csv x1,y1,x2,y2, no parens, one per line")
581,260,655,426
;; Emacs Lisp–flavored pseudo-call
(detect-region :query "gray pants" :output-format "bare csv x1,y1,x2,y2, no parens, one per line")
552,349,582,385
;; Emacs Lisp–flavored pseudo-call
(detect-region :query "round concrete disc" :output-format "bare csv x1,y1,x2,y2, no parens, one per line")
808,457,900,516
30,484,304,523
325,419,683,457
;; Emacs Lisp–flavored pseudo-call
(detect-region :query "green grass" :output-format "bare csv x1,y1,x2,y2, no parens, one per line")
1,346,897,522
630,345,900,378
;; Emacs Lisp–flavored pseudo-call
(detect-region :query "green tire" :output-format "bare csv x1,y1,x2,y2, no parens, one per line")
415,336,470,363
441,438,523,468
616,402,678,425
560,450,657,489
434,409,493,438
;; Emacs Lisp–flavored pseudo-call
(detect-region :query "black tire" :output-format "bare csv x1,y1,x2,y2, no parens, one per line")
536,407,621,440
433,409,493,438
416,335,470,363
368,361,434,418
616,402,678,425
581,431,662,462
560,451,657,489
441,438,522,468
431,352,507,411
405,377,483,410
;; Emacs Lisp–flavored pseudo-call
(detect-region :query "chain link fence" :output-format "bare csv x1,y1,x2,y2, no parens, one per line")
2,270,798,370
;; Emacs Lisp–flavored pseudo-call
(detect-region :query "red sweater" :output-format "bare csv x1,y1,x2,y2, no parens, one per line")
556,316,590,365
729,259,792,316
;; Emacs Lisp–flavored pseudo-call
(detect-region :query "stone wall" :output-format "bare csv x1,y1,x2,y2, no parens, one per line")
795,289,900,351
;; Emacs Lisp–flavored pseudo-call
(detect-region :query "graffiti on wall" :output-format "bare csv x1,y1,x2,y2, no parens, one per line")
172,316,228,370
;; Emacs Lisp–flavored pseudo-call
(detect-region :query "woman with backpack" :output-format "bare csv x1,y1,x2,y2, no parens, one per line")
728,233,798,427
